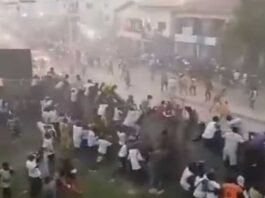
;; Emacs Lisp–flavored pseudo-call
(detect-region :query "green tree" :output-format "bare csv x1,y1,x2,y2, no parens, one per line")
227,0,265,73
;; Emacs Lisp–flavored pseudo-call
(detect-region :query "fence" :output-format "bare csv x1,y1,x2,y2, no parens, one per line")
0,78,31,99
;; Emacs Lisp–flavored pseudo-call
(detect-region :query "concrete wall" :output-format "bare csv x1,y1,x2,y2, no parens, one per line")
116,4,174,38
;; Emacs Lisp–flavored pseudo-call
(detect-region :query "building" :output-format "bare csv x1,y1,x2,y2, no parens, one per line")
115,0,183,39
78,0,129,28
173,0,240,58
115,0,240,59
114,0,183,57
0,0,66,17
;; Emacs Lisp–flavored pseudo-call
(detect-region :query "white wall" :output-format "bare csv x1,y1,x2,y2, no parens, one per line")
116,4,173,38
79,0,128,27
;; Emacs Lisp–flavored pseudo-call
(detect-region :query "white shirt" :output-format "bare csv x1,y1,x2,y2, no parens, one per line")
228,118,244,135
55,81,64,89
73,79,83,90
180,167,194,191
233,72,240,81
168,77,177,88
97,139,112,154
0,169,12,188
41,99,53,111
70,89,78,102
228,118,242,128
87,130,97,147
193,176,220,198
202,121,217,139
118,145,128,158
37,121,55,138
84,82,94,96
72,125,83,148
49,110,58,123
42,138,54,156
31,78,39,86
123,110,142,127
42,111,50,123
223,132,244,152
117,131,126,146
26,159,41,178
97,104,108,117
128,149,144,171
113,108,122,121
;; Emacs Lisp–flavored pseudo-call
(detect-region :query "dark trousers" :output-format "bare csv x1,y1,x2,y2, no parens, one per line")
52,122,60,140
131,169,145,185
29,177,42,198
119,157,127,171
205,90,211,101
2,188,11,198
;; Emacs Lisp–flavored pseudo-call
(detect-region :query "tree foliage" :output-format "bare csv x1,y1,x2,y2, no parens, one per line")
234,0,265,49
227,0,265,73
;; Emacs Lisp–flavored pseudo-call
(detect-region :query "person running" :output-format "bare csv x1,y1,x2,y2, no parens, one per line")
205,80,213,102
124,69,131,88
249,88,258,109
96,135,112,164
161,71,168,92
189,78,197,96
7,113,21,139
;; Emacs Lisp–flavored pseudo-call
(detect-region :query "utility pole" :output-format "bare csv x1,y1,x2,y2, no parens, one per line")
66,0,79,74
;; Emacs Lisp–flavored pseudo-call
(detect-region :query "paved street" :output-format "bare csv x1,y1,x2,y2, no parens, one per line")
0,23,264,197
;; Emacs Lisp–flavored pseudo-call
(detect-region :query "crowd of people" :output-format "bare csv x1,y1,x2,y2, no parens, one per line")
0,61,264,198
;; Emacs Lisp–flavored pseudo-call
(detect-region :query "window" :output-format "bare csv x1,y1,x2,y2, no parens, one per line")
126,18,143,33
158,22,166,32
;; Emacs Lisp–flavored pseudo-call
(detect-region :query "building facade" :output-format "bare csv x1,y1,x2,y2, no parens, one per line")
173,0,240,59
115,0,239,59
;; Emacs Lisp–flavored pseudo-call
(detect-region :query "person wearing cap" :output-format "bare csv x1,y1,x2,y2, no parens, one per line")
26,154,42,198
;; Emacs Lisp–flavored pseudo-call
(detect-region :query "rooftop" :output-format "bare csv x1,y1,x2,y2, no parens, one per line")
138,0,185,7
178,0,240,16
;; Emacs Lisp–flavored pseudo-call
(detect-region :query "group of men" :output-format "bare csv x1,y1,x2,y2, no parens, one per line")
0,61,264,198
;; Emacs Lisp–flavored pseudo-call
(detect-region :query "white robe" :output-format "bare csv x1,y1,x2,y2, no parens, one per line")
123,110,142,127
73,125,83,148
